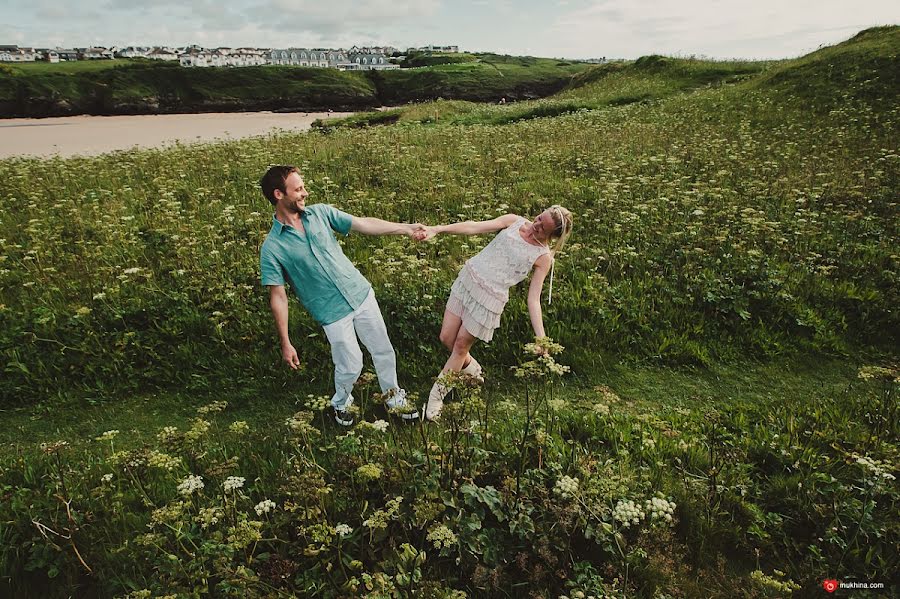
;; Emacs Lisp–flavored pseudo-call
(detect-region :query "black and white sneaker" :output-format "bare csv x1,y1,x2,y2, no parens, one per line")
333,405,355,427
385,388,420,421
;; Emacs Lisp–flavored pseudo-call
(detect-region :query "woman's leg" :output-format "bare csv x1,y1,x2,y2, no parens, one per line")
438,307,463,352
443,325,478,373
439,307,478,369
425,325,479,420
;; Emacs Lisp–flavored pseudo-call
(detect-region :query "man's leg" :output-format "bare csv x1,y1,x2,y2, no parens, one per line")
353,290,399,394
322,312,364,412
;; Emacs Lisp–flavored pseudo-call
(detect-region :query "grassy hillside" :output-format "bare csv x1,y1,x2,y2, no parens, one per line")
0,28,897,598
753,25,900,111
320,55,770,130
0,55,588,118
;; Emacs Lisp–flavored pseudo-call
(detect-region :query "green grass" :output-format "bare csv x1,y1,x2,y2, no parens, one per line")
3,59,146,74
0,356,858,449
753,25,900,111
0,26,897,598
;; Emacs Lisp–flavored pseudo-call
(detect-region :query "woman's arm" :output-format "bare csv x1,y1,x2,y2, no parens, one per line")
526,253,553,339
418,213,519,240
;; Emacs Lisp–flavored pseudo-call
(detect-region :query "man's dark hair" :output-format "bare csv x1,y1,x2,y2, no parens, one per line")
259,165,300,206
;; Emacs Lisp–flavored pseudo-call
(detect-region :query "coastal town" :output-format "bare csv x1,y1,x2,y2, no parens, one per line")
0,44,462,69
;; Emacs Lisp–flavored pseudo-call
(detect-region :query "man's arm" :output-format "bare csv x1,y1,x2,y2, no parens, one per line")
269,285,300,369
350,216,423,237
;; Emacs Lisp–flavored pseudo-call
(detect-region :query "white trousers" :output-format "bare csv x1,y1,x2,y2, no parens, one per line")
322,289,399,410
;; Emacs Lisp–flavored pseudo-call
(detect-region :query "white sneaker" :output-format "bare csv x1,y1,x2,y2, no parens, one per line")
385,388,419,421
424,378,449,421
461,357,484,383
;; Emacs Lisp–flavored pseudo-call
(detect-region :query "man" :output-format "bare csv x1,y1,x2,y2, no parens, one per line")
259,165,421,425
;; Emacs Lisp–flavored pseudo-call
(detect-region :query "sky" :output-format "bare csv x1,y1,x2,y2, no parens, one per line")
1,1,897,60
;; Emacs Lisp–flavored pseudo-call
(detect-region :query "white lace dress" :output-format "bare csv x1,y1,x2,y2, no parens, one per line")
446,217,551,342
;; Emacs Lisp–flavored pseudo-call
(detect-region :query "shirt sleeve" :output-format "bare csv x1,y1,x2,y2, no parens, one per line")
320,204,354,236
260,244,285,287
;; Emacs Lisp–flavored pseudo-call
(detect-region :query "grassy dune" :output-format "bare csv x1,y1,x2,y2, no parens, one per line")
0,27,897,598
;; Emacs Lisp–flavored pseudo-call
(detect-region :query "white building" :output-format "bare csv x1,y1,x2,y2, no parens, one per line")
0,46,37,62
343,53,399,71
82,47,115,60
117,46,152,58
417,44,459,53
147,48,179,61
180,48,268,68
269,48,336,67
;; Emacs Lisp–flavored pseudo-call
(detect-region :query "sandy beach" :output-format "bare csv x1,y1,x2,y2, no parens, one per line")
0,111,355,159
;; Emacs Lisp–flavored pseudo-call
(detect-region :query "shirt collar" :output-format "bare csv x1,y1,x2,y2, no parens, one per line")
271,211,307,235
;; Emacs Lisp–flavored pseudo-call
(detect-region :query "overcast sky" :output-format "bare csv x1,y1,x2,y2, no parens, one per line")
1,1,897,60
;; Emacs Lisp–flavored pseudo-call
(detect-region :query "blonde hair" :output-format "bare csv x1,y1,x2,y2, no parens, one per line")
545,205,573,305
547,205,573,255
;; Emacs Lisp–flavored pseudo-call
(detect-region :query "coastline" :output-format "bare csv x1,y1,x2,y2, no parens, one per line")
0,110,355,159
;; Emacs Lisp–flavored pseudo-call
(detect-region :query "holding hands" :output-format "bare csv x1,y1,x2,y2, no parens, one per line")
413,225,438,242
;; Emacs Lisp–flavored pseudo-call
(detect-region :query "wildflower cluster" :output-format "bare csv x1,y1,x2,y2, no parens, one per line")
304,395,331,412
613,499,645,528
749,570,801,594
857,365,898,382
853,454,896,483
177,474,204,496
644,496,676,524
254,499,276,516
157,426,179,443
197,400,228,415
223,476,246,492
356,463,383,482
147,450,182,471
363,496,404,530
285,411,317,436
554,475,580,500
426,524,458,549
95,430,120,442
334,523,353,537
195,506,224,529
228,420,250,434
227,518,263,549
515,337,571,378
184,419,211,443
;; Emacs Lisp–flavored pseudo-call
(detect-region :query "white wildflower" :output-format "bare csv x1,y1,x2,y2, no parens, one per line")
254,499,276,516
223,476,246,492
177,474,204,496
553,475,580,500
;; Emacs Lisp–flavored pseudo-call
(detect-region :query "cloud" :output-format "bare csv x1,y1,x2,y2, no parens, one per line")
252,0,441,32
548,0,898,58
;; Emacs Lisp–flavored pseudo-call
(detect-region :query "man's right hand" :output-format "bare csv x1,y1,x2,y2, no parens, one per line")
282,343,301,369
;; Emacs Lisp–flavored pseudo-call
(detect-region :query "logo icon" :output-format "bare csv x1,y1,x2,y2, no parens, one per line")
823,579,839,593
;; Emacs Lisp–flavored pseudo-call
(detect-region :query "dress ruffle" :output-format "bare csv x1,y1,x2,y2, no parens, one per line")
446,264,506,342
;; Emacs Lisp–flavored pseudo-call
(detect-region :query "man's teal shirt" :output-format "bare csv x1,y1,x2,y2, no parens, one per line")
260,204,371,326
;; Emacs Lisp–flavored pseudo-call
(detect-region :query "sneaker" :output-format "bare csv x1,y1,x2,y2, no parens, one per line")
385,388,420,421
333,406,355,426
423,377,450,421
333,396,355,427
461,356,484,384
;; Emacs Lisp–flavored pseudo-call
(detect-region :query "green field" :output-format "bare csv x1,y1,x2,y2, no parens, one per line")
0,27,897,598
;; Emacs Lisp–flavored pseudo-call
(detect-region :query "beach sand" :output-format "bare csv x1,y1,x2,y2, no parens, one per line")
0,111,355,159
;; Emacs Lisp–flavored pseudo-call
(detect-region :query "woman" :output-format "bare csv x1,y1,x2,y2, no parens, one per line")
415,205,573,420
